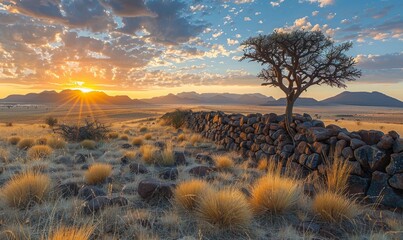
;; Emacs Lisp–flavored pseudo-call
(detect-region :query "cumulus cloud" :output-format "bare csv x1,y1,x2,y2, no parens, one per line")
244,17,251,21
270,0,285,7
99,0,156,17
354,53,403,83
276,16,338,36
299,0,334,8
312,11,319,16
227,38,239,46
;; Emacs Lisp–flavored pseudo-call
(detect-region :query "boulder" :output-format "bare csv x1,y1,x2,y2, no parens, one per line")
312,142,329,155
195,154,214,165
307,127,334,143
121,143,132,149
189,166,215,177
129,163,148,174
354,145,389,172
389,173,403,190
296,141,308,155
305,153,322,170
385,152,403,175
347,161,364,176
83,196,110,214
358,130,384,145
335,140,347,156
393,138,403,153
78,186,106,201
337,132,351,142
367,171,403,208
342,147,354,161
350,138,366,150
74,153,86,163
377,135,395,150
137,179,174,200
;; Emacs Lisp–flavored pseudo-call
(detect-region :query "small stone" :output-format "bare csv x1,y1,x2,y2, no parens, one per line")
137,179,174,200
78,186,106,201
129,163,148,174
83,196,110,214
195,154,214,165
121,143,132,149
120,156,129,164
81,164,89,170
189,166,215,177
55,156,72,165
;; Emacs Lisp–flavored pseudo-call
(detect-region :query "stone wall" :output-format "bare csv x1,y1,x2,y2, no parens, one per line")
181,111,403,209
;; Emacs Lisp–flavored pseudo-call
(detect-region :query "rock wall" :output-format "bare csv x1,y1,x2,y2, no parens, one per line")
181,111,403,209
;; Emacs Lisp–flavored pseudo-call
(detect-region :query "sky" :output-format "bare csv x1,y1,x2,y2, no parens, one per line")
0,0,402,100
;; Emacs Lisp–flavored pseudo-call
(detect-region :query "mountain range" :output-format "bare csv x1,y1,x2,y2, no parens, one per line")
1,90,402,108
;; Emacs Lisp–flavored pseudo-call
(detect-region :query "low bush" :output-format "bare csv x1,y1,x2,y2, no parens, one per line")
160,109,190,129
140,145,157,164
27,145,53,160
45,116,58,128
190,134,203,146
214,155,234,170
47,137,66,149
132,137,144,146
159,143,175,166
1,171,50,208
120,134,129,141
144,133,152,140
36,137,48,145
108,132,119,139
313,191,359,222
54,119,110,141
85,163,112,185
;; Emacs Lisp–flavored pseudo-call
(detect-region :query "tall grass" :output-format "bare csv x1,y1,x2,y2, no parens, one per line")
85,163,112,184
174,179,213,211
27,145,53,160
49,226,94,240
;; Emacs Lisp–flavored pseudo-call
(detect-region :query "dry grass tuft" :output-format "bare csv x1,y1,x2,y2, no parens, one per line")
174,179,212,211
140,144,157,164
7,136,21,145
108,132,119,139
85,163,112,185
322,154,352,194
27,145,53,160
250,175,302,215
177,134,186,142
144,133,152,140
313,191,360,222
257,158,268,171
190,134,203,146
132,137,144,146
196,188,252,231
17,138,35,150
0,148,9,163
35,137,48,145
120,134,129,141
1,171,50,208
123,151,137,160
214,155,234,170
160,143,175,166
47,137,66,149
80,140,97,150
49,226,94,240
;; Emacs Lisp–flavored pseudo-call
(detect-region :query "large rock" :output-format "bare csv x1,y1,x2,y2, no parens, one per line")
312,142,329,155
354,145,389,172
189,166,215,177
386,152,403,175
138,179,174,200
377,135,395,150
342,147,354,161
337,132,351,142
393,138,403,153
347,175,370,196
347,161,364,176
350,138,366,150
306,127,334,143
78,186,106,201
57,182,79,198
335,140,347,156
305,153,322,170
367,171,403,208
358,130,384,145
389,173,403,190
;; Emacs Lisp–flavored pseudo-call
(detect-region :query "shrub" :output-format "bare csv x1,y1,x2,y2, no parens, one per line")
120,134,129,141
8,136,21,145
160,109,190,129
108,132,119,139
27,145,53,160
80,140,96,150
313,191,359,222
45,116,58,127
1,171,50,208
54,119,110,141
144,133,152,140
36,137,48,145
49,226,93,240
190,134,203,146
250,175,302,214
174,179,212,211
140,144,157,164
196,188,252,231
47,137,66,149
214,155,234,170
17,138,35,150
85,163,112,185
5,122,13,127
132,137,144,146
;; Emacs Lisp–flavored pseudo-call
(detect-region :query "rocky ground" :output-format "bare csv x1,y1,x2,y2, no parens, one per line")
0,117,402,240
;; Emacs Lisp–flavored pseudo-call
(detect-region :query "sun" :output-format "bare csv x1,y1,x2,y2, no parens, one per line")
75,87,93,93
71,81,94,93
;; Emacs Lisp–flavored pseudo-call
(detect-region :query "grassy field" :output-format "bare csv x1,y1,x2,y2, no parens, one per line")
0,113,402,239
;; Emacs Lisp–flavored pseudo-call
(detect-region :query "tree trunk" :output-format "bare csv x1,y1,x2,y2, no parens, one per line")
285,98,296,145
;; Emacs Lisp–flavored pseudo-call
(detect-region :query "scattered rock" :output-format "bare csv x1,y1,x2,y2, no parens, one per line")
189,166,215,177
195,154,214,165
121,143,132,149
78,186,107,201
337,132,351,142
129,163,148,174
83,196,110,214
81,164,89,170
137,179,174,200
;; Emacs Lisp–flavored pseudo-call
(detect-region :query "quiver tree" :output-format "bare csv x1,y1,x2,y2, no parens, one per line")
241,30,361,141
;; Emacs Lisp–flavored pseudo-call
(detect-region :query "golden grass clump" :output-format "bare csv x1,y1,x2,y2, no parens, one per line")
120,134,129,141
0,148,9,163
140,144,157,164
214,155,234,170
190,134,203,146
1,171,50,208
160,143,175,166
177,134,186,142
36,137,48,145
257,158,268,171
196,188,252,231
85,163,112,185
47,137,66,149
17,138,35,150
123,151,137,160
250,175,302,214
144,133,152,140
49,226,94,240
323,155,352,194
27,145,53,160
174,179,212,211
108,132,119,139
80,140,97,150
132,137,144,146
7,136,21,145
312,191,360,222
